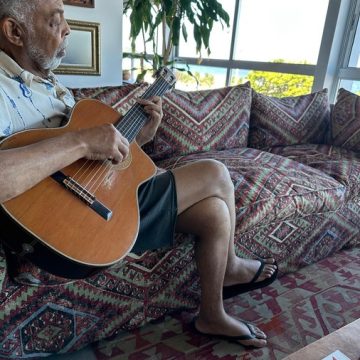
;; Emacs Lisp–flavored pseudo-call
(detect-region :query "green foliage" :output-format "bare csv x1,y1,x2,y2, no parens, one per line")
176,71,215,88
123,0,230,80
230,59,313,97
231,71,313,97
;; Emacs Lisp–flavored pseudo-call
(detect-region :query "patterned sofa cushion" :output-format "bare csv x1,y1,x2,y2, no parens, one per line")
145,83,252,161
157,147,346,233
248,89,330,149
267,144,360,202
331,88,360,152
71,83,149,115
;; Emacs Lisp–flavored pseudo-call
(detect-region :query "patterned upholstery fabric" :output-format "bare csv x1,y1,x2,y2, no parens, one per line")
71,83,149,115
0,84,359,358
157,148,347,234
248,89,330,149
145,83,252,161
267,144,360,202
331,88,360,152
93,247,360,360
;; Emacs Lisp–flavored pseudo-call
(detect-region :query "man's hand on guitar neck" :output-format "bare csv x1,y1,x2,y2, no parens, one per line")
136,96,163,147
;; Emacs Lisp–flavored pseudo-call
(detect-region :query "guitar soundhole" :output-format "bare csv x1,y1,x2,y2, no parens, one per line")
110,151,132,170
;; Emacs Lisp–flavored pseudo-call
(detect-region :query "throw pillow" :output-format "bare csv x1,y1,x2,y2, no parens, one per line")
71,83,149,115
248,88,330,149
331,88,360,152
146,83,252,161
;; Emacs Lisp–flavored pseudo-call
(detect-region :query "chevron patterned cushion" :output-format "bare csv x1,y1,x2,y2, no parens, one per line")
71,83,149,114
331,88,360,152
145,83,252,161
248,89,330,149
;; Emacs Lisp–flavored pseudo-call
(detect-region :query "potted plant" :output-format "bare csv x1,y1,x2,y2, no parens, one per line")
123,0,230,82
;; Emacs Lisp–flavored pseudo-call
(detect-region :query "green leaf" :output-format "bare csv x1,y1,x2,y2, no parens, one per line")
181,23,188,42
172,16,181,46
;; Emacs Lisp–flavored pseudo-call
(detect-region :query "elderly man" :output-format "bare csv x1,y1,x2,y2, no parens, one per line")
0,0,277,349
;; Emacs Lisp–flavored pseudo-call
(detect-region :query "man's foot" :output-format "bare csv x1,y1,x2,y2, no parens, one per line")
224,257,277,287
223,258,278,299
193,314,267,348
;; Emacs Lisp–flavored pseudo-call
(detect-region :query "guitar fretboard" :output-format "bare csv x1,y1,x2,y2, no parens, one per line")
115,76,173,143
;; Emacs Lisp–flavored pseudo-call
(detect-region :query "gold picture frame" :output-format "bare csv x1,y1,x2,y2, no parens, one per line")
55,20,100,76
63,0,95,8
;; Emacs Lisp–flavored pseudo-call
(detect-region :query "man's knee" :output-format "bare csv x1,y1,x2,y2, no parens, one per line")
201,159,234,195
178,196,231,237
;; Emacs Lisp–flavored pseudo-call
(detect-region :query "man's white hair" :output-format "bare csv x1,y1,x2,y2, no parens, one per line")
0,0,37,24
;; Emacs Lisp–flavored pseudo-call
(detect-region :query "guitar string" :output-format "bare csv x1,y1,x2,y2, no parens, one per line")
87,79,171,195
84,80,169,195
69,76,171,196
69,76,167,187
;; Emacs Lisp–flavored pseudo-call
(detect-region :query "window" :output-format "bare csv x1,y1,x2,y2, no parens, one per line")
233,0,328,65
175,0,328,94
336,1,360,96
178,0,235,60
176,64,227,90
122,0,359,99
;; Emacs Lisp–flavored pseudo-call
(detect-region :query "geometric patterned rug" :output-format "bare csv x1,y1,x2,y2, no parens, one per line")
92,247,360,360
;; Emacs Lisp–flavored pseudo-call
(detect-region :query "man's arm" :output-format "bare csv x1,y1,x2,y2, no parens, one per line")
0,124,129,203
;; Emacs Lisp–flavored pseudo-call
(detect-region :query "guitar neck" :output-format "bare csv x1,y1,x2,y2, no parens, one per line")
116,75,173,143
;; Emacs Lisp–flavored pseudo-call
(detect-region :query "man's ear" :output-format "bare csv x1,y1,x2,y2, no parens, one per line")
1,18,25,47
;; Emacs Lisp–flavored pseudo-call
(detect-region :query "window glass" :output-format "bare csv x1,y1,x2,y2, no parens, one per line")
231,69,313,97
178,1,235,60
233,0,328,65
349,16,360,68
338,80,360,95
175,65,227,91
122,58,154,83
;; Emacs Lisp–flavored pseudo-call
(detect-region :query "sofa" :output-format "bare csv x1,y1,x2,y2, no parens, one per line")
0,82,359,358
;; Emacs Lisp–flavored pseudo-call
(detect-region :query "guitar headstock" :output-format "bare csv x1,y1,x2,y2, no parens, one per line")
154,67,177,89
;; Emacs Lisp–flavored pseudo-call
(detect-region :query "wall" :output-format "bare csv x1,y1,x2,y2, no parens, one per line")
58,0,123,89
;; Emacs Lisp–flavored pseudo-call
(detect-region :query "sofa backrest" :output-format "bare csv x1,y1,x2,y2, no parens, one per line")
70,83,360,161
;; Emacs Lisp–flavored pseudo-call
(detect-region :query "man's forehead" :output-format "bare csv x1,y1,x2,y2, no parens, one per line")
35,0,64,15
37,0,64,10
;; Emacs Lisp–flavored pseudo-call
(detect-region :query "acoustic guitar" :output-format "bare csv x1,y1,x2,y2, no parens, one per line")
0,67,176,279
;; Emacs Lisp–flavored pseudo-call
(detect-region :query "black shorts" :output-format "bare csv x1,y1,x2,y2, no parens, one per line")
131,170,178,254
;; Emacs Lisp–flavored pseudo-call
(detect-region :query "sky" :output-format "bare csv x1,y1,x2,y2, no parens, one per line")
178,0,329,65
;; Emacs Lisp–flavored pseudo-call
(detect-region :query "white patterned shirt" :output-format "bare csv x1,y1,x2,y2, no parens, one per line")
0,50,75,138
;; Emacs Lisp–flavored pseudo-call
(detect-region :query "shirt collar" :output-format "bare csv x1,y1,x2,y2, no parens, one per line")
0,50,57,87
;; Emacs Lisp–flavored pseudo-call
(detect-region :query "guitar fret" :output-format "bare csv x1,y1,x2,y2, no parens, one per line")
116,75,172,142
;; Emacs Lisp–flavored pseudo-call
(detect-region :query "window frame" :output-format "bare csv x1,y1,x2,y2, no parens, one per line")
331,0,360,98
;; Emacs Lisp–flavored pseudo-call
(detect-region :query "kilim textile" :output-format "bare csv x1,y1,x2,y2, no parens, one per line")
249,89,330,149
93,247,360,360
331,88,360,152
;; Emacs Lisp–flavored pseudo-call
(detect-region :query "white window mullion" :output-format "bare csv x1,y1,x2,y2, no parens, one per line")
323,0,359,101
312,0,342,97
226,0,241,85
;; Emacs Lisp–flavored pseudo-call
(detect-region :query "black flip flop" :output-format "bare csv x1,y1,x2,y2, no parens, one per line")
191,318,266,348
223,259,278,299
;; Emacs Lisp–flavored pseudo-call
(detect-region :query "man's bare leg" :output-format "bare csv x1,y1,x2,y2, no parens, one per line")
172,160,276,287
172,159,274,346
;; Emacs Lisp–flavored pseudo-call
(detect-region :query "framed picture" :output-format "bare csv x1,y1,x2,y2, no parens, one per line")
55,20,100,76
63,0,95,8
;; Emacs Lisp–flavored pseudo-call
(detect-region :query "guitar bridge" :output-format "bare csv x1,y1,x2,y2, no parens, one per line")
51,171,112,221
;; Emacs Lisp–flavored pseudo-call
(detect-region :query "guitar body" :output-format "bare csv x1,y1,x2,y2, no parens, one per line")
0,99,157,278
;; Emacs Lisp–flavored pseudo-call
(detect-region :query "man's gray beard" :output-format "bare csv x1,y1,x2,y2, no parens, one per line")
27,39,68,73
30,50,63,72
